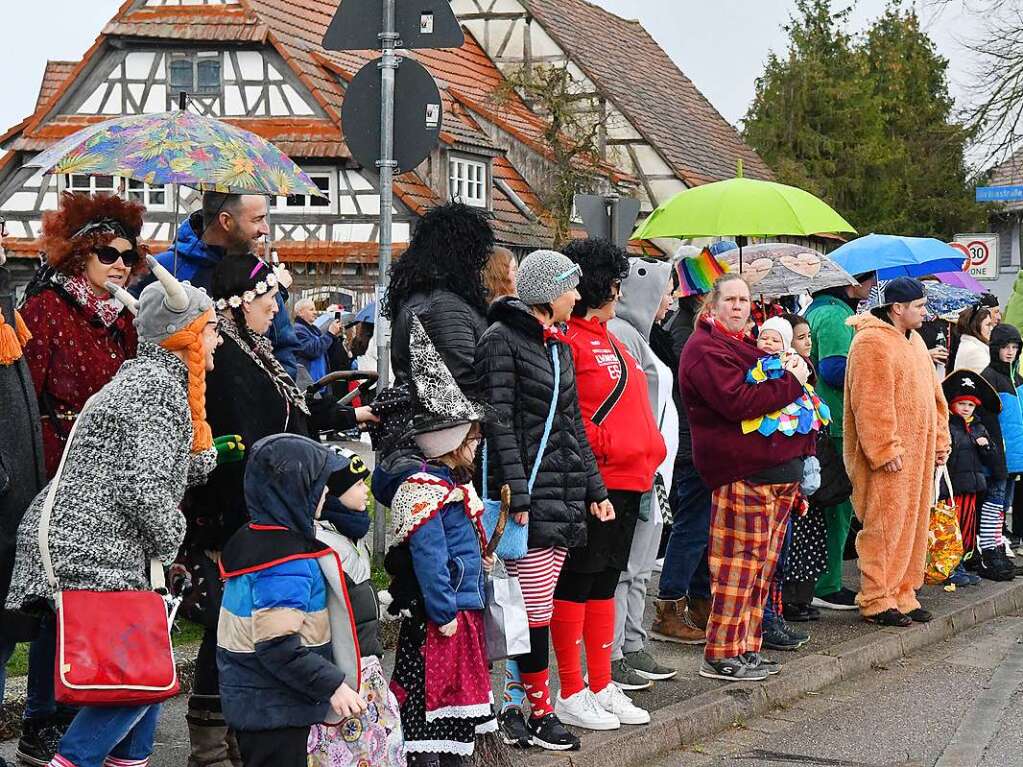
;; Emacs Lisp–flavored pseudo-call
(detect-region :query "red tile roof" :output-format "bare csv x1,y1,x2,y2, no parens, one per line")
35,61,77,113
103,4,268,43
522,0,773,186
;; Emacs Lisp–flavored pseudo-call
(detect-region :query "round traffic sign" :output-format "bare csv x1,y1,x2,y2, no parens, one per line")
949,241,970,270
341,57,444,174
966,239,990,267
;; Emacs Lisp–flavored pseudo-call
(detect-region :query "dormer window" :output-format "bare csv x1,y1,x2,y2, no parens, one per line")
448,156,488,208
168,53,222,99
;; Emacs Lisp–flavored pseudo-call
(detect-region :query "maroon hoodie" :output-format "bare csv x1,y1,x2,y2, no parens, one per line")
679,319,814,490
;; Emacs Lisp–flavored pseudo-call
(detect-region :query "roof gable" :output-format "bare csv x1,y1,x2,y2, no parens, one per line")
521,0,773,186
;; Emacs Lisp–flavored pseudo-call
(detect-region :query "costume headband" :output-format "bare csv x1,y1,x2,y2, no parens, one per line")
214,270,279,311
71,218,133,243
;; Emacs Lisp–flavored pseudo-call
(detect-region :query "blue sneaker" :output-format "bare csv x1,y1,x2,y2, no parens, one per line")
947,564,975,587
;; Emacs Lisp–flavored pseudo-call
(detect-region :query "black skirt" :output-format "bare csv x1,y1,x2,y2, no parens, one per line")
562,489,642,575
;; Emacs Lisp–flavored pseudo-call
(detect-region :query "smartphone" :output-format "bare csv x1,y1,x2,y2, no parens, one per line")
334,310,342,321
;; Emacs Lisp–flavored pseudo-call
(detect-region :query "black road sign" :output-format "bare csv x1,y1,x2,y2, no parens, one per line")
323,0,465,51
342,56,443,173
575,194,642,248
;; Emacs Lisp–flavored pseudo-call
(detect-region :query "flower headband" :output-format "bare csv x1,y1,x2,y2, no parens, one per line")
214,262,279,311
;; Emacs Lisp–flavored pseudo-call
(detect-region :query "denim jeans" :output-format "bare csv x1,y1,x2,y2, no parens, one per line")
0,611,58,721
657,462,712,601
57,703,160,767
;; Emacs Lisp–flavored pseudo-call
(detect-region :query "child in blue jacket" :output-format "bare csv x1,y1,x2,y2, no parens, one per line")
217,434,366,767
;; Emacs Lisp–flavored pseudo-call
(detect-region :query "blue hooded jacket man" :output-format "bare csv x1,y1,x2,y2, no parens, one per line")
138,211,301,377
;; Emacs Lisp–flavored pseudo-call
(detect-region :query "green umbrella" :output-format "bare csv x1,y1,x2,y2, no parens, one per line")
632,167,856,241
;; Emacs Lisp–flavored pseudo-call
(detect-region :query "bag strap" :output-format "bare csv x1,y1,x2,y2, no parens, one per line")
483,343,561,499
38,395,165,594
933,465,954,505
592,335,628,426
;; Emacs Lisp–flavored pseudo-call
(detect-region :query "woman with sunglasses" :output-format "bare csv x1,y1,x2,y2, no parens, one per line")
20,193,146,480
11,192,146,764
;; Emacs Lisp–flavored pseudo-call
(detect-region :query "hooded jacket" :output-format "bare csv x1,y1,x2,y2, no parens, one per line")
679,319,809,490
982,322,1023,474
608,257,680,490
144,212,300,377
217,434,359,732
372,459,487,626
566,314,666,492
475,298,607,548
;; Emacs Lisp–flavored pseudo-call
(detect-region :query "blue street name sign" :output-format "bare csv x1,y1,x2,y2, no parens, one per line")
976,185,1023,202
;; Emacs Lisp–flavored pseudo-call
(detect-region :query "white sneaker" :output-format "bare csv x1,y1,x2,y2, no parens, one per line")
554,688,620,731
1004,539,1016,558
594,683,651,725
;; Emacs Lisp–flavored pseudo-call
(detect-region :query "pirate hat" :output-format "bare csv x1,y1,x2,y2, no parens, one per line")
942,369,1001,414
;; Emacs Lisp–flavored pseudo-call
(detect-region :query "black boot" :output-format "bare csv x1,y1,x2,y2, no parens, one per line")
16,718,61,767
978,548,1015,581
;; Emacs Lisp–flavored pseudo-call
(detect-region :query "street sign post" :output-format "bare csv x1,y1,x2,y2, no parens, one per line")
324,0,463,562
952,234,1000,281
976,185,1023,203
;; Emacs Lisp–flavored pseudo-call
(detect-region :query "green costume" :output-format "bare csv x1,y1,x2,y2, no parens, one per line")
806,294,856,597
1003,270,1023,331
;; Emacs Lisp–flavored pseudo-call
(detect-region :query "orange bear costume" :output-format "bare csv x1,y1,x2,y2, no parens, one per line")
843,313,951,617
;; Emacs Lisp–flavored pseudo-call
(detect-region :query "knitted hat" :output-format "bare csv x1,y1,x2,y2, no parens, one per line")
759,316,793,350
327,446,370,496
136,256,214,344
516,249,582,306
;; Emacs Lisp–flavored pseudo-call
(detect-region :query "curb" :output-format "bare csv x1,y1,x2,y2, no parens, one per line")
523,579,1023,767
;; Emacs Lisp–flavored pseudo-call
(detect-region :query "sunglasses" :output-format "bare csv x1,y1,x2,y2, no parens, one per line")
96,246,140,267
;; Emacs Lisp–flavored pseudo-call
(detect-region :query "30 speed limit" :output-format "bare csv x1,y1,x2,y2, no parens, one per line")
952,234,999,280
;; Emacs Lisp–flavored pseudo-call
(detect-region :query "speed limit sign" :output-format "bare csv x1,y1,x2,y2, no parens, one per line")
953,233,999,280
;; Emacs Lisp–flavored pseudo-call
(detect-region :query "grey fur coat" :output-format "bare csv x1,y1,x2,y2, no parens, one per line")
7,342,217,608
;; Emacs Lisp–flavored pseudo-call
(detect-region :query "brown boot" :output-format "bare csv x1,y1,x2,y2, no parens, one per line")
650,597,705,644
687,595,712,631
186,695,234,767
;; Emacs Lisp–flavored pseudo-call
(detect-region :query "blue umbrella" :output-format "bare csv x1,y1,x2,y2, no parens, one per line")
830,234,966,279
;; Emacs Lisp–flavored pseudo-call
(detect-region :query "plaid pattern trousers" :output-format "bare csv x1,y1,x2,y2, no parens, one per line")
705,479,800,661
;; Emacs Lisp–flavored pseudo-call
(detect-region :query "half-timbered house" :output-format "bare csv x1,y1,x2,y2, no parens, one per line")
0,0,774,302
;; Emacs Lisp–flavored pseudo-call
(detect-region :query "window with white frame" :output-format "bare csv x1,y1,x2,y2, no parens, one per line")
66,174,116,196
63,175,169,210
448,157,488,208
270,173,332,212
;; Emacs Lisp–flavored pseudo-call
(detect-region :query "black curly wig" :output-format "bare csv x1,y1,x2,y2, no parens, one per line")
383,202,495,319
562,238,630,317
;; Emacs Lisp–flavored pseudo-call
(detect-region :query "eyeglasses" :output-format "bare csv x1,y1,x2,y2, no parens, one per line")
96,246,140,267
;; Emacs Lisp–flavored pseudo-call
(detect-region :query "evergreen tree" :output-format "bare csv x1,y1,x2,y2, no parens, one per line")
742,0,985,238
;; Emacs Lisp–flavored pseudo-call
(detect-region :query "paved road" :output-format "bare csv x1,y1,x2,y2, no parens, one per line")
642,615,1023,767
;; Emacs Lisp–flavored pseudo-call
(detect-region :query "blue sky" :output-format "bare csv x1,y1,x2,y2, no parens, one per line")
0,1,983,140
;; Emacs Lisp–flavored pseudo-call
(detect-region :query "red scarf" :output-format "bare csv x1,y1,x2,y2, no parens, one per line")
711,317,747,342
543,324,564,343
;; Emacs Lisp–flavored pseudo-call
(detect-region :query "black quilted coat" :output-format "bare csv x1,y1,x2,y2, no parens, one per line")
390,290,488,398
475,298,607,549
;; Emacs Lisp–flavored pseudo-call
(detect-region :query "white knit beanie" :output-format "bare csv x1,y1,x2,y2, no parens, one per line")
759,316,793,351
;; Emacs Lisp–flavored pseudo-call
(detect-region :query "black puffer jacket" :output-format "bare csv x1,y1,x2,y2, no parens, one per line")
946,414,997,496
390,290,487,398
475,298,607,549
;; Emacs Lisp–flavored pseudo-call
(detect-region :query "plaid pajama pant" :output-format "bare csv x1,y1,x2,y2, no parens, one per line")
705,479,800,662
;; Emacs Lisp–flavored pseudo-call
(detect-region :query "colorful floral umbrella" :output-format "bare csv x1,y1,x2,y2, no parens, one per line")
24,111,325,198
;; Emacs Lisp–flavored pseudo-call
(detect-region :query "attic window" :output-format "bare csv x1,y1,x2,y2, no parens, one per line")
168,53,222,98
448,157,488,208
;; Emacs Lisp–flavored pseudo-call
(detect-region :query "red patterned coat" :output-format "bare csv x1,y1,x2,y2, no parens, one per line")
20,286,137,477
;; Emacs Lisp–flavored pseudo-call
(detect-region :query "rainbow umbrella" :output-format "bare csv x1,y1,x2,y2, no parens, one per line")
675,247,729,297
24,111,324,198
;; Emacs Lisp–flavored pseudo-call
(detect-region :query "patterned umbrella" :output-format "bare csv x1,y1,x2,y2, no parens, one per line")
714,243,857,297
24,111,325,198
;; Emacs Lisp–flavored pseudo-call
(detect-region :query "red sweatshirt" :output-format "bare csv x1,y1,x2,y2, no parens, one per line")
679,319,814,490
565,315,666,492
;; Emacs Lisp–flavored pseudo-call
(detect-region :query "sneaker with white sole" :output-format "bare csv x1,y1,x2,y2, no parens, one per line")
699,656,769,682
594,683,651,725
625,649,677,681
611,658,652,691
554,688,620,731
